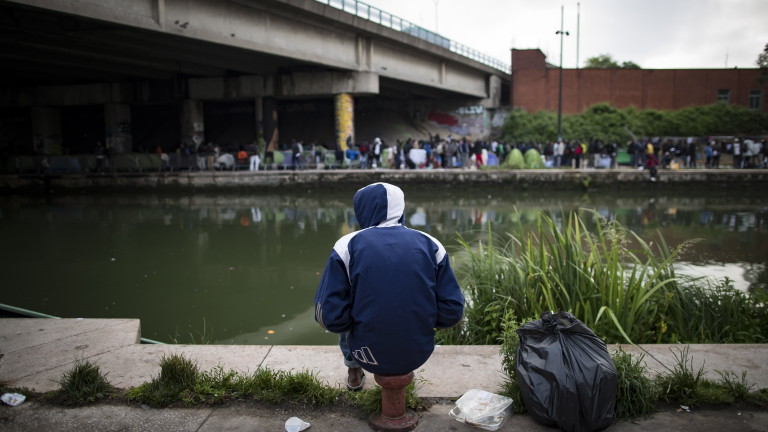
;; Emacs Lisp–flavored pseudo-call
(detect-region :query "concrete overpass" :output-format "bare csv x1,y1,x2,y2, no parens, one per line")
0,0,510,156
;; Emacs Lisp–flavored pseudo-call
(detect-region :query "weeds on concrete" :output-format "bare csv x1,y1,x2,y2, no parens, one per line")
656,345,706,405
126,352,425,412
345,380,426,415
612,348,657,420
56,359,113,406
655,345,762,408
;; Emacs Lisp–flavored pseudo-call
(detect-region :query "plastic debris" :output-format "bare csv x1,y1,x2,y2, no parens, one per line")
284,416,310,432
1,393,26,406
449,389,514,431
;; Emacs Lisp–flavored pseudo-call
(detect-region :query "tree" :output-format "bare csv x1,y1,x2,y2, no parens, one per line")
621,61,641,69
758,43,768,83
757,43,768,69
584,54,641,69
585,54,619,68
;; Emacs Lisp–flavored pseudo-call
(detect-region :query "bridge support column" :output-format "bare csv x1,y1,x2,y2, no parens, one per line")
105,103,133,153
335,93,354,151
31,106,62,156
181,100,205,152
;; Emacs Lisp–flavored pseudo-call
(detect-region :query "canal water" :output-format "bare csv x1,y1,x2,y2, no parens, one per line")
1,187,766,345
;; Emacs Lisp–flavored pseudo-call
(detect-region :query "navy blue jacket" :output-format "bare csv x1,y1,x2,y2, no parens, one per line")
314,183,465,375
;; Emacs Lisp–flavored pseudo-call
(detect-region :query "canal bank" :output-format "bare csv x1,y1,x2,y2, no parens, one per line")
1,318,767,431
2,168,768,194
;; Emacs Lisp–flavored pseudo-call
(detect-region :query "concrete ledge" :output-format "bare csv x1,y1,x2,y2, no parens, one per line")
1,319,767,397
2,169,768,193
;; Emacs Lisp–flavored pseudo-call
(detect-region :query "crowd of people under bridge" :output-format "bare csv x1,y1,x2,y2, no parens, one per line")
253,134,768,171
25,134,764,174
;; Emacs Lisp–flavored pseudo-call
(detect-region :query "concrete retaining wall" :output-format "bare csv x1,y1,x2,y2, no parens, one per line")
2,169,767,193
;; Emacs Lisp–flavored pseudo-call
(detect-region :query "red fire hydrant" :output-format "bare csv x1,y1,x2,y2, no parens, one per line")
368,372,419,432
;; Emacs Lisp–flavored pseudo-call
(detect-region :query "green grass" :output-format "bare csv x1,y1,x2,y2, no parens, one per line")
126,353,425,412
612,348,657,420
56,359,113,406
345,380,427,415
439,210,768,346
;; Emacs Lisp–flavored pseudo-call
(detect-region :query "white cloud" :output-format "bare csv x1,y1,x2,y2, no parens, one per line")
360,0,768,69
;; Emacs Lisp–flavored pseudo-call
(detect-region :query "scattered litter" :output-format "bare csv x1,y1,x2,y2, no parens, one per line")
678,405,691,412
267,330,275,334
229,267,235,270
110,258,116,262
1,393,26,406
284,416,310,432
449,389,514,431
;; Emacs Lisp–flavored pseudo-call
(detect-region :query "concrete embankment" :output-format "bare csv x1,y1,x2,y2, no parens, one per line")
2,168,768,193
1,318,767,431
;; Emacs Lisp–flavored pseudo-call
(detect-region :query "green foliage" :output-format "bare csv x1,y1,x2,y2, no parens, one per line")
447,210,768,345
500,108,556,145
584,54,621,69
346,381,426,414
612,348,657,419
57,359,113,406
502,102,768,143
126,353,429,413
128,353,199,407
497,313,531,414
583,54,641,69
656,346,706,405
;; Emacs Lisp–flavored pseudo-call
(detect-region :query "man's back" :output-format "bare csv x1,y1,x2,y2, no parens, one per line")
314,183,464,375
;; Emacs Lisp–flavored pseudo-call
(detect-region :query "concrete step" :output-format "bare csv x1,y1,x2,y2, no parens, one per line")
1,319,766,397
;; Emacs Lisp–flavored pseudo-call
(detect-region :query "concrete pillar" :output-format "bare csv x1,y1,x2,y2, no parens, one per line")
105,103,133,153
31,106,62,155
335,93,354,151
181,99,205,152
254,96,264,146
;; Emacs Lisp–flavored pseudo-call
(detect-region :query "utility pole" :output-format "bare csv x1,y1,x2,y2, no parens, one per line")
556,5,570,140
576,2,580,69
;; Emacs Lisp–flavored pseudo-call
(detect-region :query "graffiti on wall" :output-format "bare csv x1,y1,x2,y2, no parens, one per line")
427,106,487,138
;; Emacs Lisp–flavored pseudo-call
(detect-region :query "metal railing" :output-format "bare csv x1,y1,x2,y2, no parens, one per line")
315,0,510,73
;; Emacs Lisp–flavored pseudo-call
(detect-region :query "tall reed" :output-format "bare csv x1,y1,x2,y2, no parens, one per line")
439,210,767,345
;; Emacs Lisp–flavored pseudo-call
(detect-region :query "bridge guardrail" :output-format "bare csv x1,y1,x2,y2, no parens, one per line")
315,0,510,74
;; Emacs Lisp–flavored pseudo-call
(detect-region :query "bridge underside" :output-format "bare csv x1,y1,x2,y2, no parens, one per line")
0,0,509,155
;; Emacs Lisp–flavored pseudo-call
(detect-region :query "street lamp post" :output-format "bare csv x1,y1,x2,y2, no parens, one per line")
556,5,569,141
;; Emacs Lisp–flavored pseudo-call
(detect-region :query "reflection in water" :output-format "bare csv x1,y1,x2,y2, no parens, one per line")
0,189,765,345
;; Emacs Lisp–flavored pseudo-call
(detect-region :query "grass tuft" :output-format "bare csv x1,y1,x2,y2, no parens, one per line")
612,347,656,419
57,359,112,406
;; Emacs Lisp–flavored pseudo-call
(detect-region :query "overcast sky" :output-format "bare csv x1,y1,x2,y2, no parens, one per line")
360,0,768,69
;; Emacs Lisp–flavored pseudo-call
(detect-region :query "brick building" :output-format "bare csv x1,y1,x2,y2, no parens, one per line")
510,49,768,114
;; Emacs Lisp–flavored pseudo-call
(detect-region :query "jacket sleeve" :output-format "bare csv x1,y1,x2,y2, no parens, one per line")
434,254,465,329
314,249,353,333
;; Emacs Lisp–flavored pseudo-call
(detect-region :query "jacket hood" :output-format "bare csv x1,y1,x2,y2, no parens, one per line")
353,183,405,229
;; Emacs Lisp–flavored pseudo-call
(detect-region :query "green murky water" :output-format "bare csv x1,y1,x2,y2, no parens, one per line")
1,187,765,344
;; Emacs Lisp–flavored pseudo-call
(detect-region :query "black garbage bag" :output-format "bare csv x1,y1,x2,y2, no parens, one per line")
516,311,617,432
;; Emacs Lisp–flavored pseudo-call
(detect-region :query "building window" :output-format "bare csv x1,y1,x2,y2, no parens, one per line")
717,89,731,103
749,90,763,109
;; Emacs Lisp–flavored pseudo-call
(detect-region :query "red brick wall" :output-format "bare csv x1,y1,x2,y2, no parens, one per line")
510,50,768,114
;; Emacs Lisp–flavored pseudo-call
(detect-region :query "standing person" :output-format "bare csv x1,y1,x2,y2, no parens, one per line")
314,183,465,390
645,152,659,182
473,140,483,168
291,140,303,170
733,138,742,169
555,140,565,168
371,137,382,168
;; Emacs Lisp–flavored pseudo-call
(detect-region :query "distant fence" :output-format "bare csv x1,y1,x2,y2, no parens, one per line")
314,0,510,73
